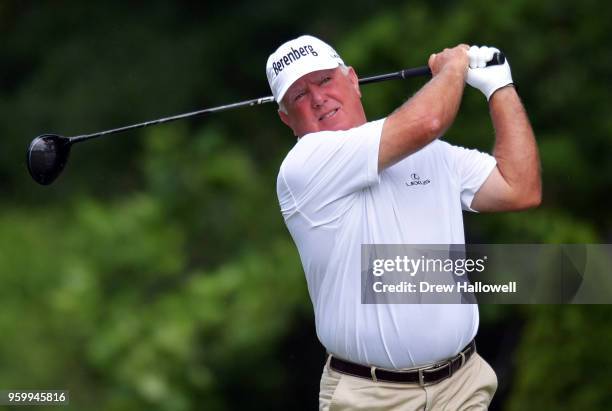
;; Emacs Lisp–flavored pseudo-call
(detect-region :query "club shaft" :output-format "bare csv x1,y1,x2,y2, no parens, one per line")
358,66,432,85
70,96,276,143
69,53,504,144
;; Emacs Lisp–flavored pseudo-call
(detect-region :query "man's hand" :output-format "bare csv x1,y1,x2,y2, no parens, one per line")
466,46,513,100
428,44,470,78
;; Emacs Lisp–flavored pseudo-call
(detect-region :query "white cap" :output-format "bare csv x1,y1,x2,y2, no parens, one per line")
266,35,345,103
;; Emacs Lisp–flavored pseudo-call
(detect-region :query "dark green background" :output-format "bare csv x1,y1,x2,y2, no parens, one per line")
1,0,611,409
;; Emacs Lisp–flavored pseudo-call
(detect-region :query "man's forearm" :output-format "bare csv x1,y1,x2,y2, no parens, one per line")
489,86,541,205
379,65,466,170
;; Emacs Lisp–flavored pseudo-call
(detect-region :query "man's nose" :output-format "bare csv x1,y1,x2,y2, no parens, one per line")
310,87,326,108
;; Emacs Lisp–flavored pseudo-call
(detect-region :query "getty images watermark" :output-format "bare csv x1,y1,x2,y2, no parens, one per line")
371,254,516,294
361,244,612,304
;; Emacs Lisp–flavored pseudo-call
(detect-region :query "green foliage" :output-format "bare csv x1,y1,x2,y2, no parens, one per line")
506,306,612,411
0,171,305,410
1,0,611,409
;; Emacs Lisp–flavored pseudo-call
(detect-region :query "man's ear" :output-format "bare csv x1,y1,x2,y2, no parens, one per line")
278,109,297,136
278,108,291,127
347,66,361,98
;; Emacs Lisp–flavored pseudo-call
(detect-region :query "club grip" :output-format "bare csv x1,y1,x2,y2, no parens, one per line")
355,51,507,85
487,51,505,66
396,51,505,78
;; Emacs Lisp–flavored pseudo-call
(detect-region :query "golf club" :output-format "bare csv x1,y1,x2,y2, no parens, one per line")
26,52,505,185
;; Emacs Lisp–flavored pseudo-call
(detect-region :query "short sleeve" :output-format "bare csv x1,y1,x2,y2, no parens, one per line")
277,119,384,225
442,142,497,212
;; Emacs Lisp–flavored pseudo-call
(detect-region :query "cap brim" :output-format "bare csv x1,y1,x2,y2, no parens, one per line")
275,60,342,103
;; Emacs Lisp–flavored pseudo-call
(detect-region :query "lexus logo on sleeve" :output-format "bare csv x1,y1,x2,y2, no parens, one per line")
406,173,431,187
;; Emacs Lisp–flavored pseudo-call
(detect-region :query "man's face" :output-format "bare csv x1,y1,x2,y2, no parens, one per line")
278,66,367,137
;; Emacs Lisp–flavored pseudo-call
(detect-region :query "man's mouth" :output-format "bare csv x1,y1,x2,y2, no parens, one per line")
319,108,339,121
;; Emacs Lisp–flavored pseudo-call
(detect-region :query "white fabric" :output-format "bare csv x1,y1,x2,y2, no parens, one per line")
277,119,497,369
467,46,513,100
266,35,344,103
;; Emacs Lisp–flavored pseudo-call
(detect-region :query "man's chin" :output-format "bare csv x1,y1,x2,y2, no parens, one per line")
318,115,352,132
297,118,360,136
320,120,358,132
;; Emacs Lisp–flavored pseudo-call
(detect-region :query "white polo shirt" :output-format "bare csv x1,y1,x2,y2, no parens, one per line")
277,118,496,369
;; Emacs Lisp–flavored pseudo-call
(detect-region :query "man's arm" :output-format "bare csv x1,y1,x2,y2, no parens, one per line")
378,45,469,171
470,88,541,211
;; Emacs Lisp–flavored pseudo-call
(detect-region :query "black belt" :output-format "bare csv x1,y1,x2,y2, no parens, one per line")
329,339,476,386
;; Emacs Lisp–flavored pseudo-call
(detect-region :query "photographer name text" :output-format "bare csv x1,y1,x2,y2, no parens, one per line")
373,281,517,294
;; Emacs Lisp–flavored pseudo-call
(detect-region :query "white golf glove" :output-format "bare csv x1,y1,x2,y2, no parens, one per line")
466,46,513,101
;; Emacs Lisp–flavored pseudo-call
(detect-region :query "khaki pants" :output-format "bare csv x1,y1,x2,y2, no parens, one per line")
319,353,497,411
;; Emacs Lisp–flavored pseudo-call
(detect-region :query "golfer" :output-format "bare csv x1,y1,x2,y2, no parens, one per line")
266,35,540,410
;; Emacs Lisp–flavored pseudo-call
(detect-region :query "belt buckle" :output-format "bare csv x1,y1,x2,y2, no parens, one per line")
418,368,427,386
418,361,452,386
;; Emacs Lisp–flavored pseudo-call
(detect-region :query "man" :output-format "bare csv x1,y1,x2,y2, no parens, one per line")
266,35,540,410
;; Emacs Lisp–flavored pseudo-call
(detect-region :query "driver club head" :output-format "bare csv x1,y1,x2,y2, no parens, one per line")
27,134,72,185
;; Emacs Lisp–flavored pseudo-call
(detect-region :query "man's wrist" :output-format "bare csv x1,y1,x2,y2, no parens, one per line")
440,63,468,81
488,83,516,102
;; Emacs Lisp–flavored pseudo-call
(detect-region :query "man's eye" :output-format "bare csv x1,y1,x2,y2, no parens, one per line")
320,77,332,85
294,92,306,101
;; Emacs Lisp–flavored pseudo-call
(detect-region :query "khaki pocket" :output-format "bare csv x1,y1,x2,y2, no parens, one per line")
479,356,498,395
320,362,343,411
